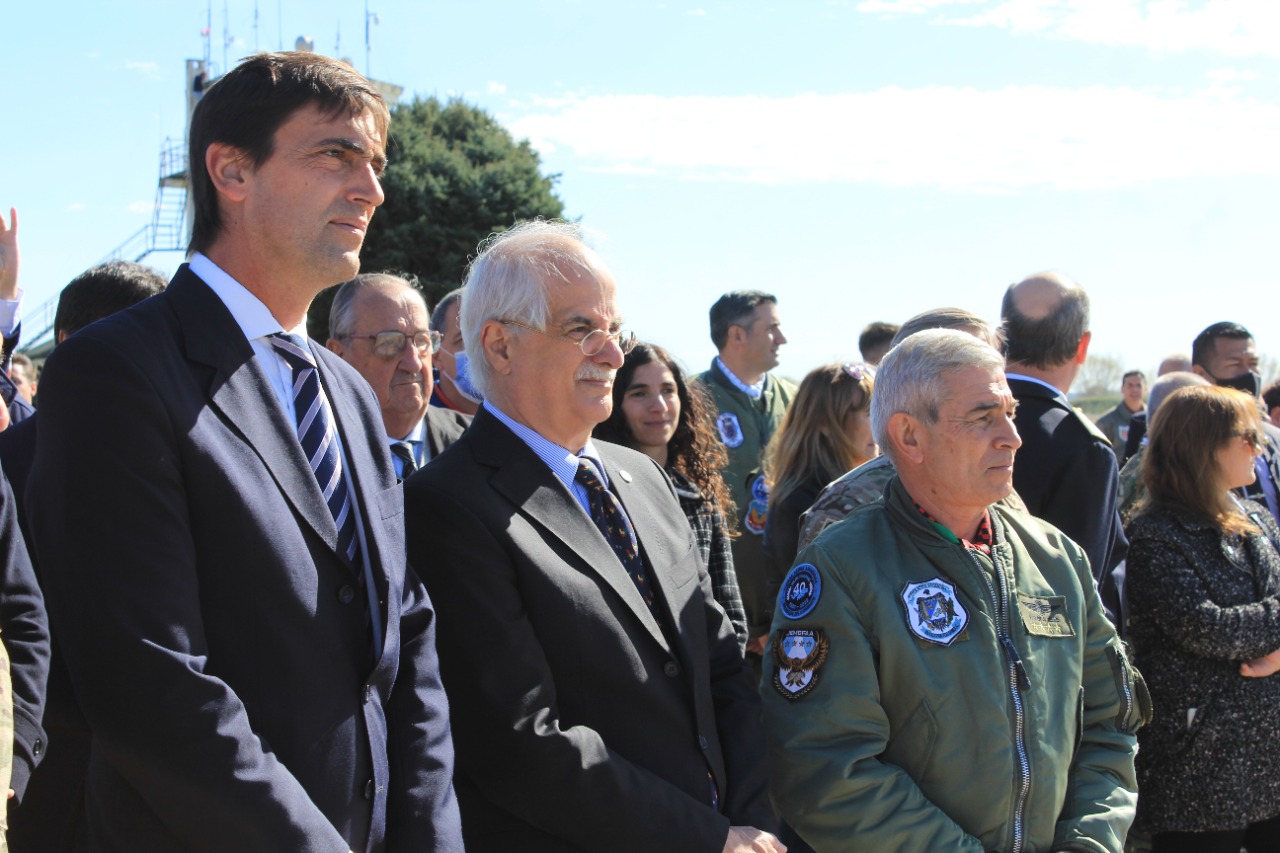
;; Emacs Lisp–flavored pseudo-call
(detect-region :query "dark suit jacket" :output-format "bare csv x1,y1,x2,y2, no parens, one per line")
0,462,48,801
1009,377,1127,622
423,407,470,460
25,266,462,852
403,407,774,853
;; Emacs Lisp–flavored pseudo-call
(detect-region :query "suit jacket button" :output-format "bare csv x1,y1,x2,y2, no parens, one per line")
364,684,374,704
338,585,355,605
663,661,680,678
32,738,43,756
364,779,375,800
698,735,709,750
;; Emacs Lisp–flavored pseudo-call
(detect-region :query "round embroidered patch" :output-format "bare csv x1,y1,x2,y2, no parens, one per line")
779,563,822,620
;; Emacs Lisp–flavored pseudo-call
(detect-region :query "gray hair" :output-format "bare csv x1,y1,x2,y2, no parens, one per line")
871,328,1006,453
1148,371,1209,421
891,307,1002,352
329,272,426,339
459,220,601,398
430,287,464,334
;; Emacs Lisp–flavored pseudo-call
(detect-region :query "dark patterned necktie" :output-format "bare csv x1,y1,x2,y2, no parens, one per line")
269,333,360,565
390,441,418,479
575,459,658,617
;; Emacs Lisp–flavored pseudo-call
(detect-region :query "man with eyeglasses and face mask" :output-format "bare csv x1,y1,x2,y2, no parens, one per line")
429,287,483,415
327,273,470,479
1191,321,1280,524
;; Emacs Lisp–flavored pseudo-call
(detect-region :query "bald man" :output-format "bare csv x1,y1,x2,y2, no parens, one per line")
1001,273,1127,628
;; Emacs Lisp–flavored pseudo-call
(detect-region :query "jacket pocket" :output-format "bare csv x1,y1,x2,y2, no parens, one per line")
883,696,938,781
1106,639,1152,733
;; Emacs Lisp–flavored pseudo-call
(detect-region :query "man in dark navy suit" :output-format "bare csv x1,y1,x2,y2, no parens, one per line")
1001,273,1127,627
25,53,461,852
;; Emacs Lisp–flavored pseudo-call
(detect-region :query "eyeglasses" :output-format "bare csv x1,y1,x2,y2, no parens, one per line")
502,320,637,357
833,363,873,384
341,330,442,359
1237,428,1266,452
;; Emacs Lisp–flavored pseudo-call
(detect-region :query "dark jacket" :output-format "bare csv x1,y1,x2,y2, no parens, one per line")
25,267,462,852
404,408,775,852
1008,377,1127,624
1127,500,1280,833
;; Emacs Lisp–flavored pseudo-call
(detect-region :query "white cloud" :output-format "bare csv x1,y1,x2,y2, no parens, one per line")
487,81,507,95
507,85,1280,192
1206,66,1259,82
686,8,707,15
126,201,153,214
858,0,1280,57
66,203,86,213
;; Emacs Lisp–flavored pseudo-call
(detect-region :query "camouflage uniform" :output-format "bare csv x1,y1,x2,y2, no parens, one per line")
797,456,896,552
1117,447,1145,528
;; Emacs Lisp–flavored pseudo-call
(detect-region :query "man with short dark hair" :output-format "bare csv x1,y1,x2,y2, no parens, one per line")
25,52,461,850
761,329,1141,851
1263,380,1280,429
1190,321,1280,524
1002,272,1126,624
428,287,480,415
327,273,469,476
0,259,167,852
857,320,899,366
696,291,795,654
1094,370,1146,460
405,221,781,853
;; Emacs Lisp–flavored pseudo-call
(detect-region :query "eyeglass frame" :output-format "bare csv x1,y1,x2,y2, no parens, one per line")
501,319,637,357
339,329,443,359
1235,427,1266,453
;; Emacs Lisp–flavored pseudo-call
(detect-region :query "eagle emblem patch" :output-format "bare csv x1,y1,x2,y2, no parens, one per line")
743,473,770,535
901,578,968,646
771,628,829,700
716,412,744,448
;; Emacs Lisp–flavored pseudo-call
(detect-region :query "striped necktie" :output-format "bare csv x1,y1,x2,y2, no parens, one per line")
390,441,419,479
269,333,360,565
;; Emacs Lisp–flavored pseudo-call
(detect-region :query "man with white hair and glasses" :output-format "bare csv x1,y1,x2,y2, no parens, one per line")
404,221,782,853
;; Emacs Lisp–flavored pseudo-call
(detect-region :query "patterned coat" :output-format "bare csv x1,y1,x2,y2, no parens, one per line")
1126,500,1280,833
671,471,749,653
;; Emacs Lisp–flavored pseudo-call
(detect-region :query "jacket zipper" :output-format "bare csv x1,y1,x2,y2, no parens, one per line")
965,544,1030,853
1107,644,1134,731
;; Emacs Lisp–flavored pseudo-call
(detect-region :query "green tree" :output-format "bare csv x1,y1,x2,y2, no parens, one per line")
308,96,565,339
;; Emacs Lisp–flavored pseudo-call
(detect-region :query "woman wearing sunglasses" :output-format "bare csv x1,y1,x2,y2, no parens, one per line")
1126,384,1280,852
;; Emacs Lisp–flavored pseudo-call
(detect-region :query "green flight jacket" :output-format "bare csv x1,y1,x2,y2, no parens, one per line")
694,360,796,636
761,477,1144,853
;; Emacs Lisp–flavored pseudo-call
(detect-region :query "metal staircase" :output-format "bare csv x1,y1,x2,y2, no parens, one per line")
20,140,188,356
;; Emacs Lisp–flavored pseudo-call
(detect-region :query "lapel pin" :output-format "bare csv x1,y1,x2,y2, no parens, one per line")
618,469,633,483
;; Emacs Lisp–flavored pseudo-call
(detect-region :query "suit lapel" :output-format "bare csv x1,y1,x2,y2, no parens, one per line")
601,452,690,651
473,411,672,654
169,267,340,554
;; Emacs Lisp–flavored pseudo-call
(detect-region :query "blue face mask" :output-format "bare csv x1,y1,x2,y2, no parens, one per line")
441,348,483,404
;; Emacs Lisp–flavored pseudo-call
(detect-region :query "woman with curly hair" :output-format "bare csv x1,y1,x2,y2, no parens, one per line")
594,342,749,651
762,363,876,583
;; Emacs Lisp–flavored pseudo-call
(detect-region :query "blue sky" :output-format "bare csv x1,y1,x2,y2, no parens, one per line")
7,0,1280,385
